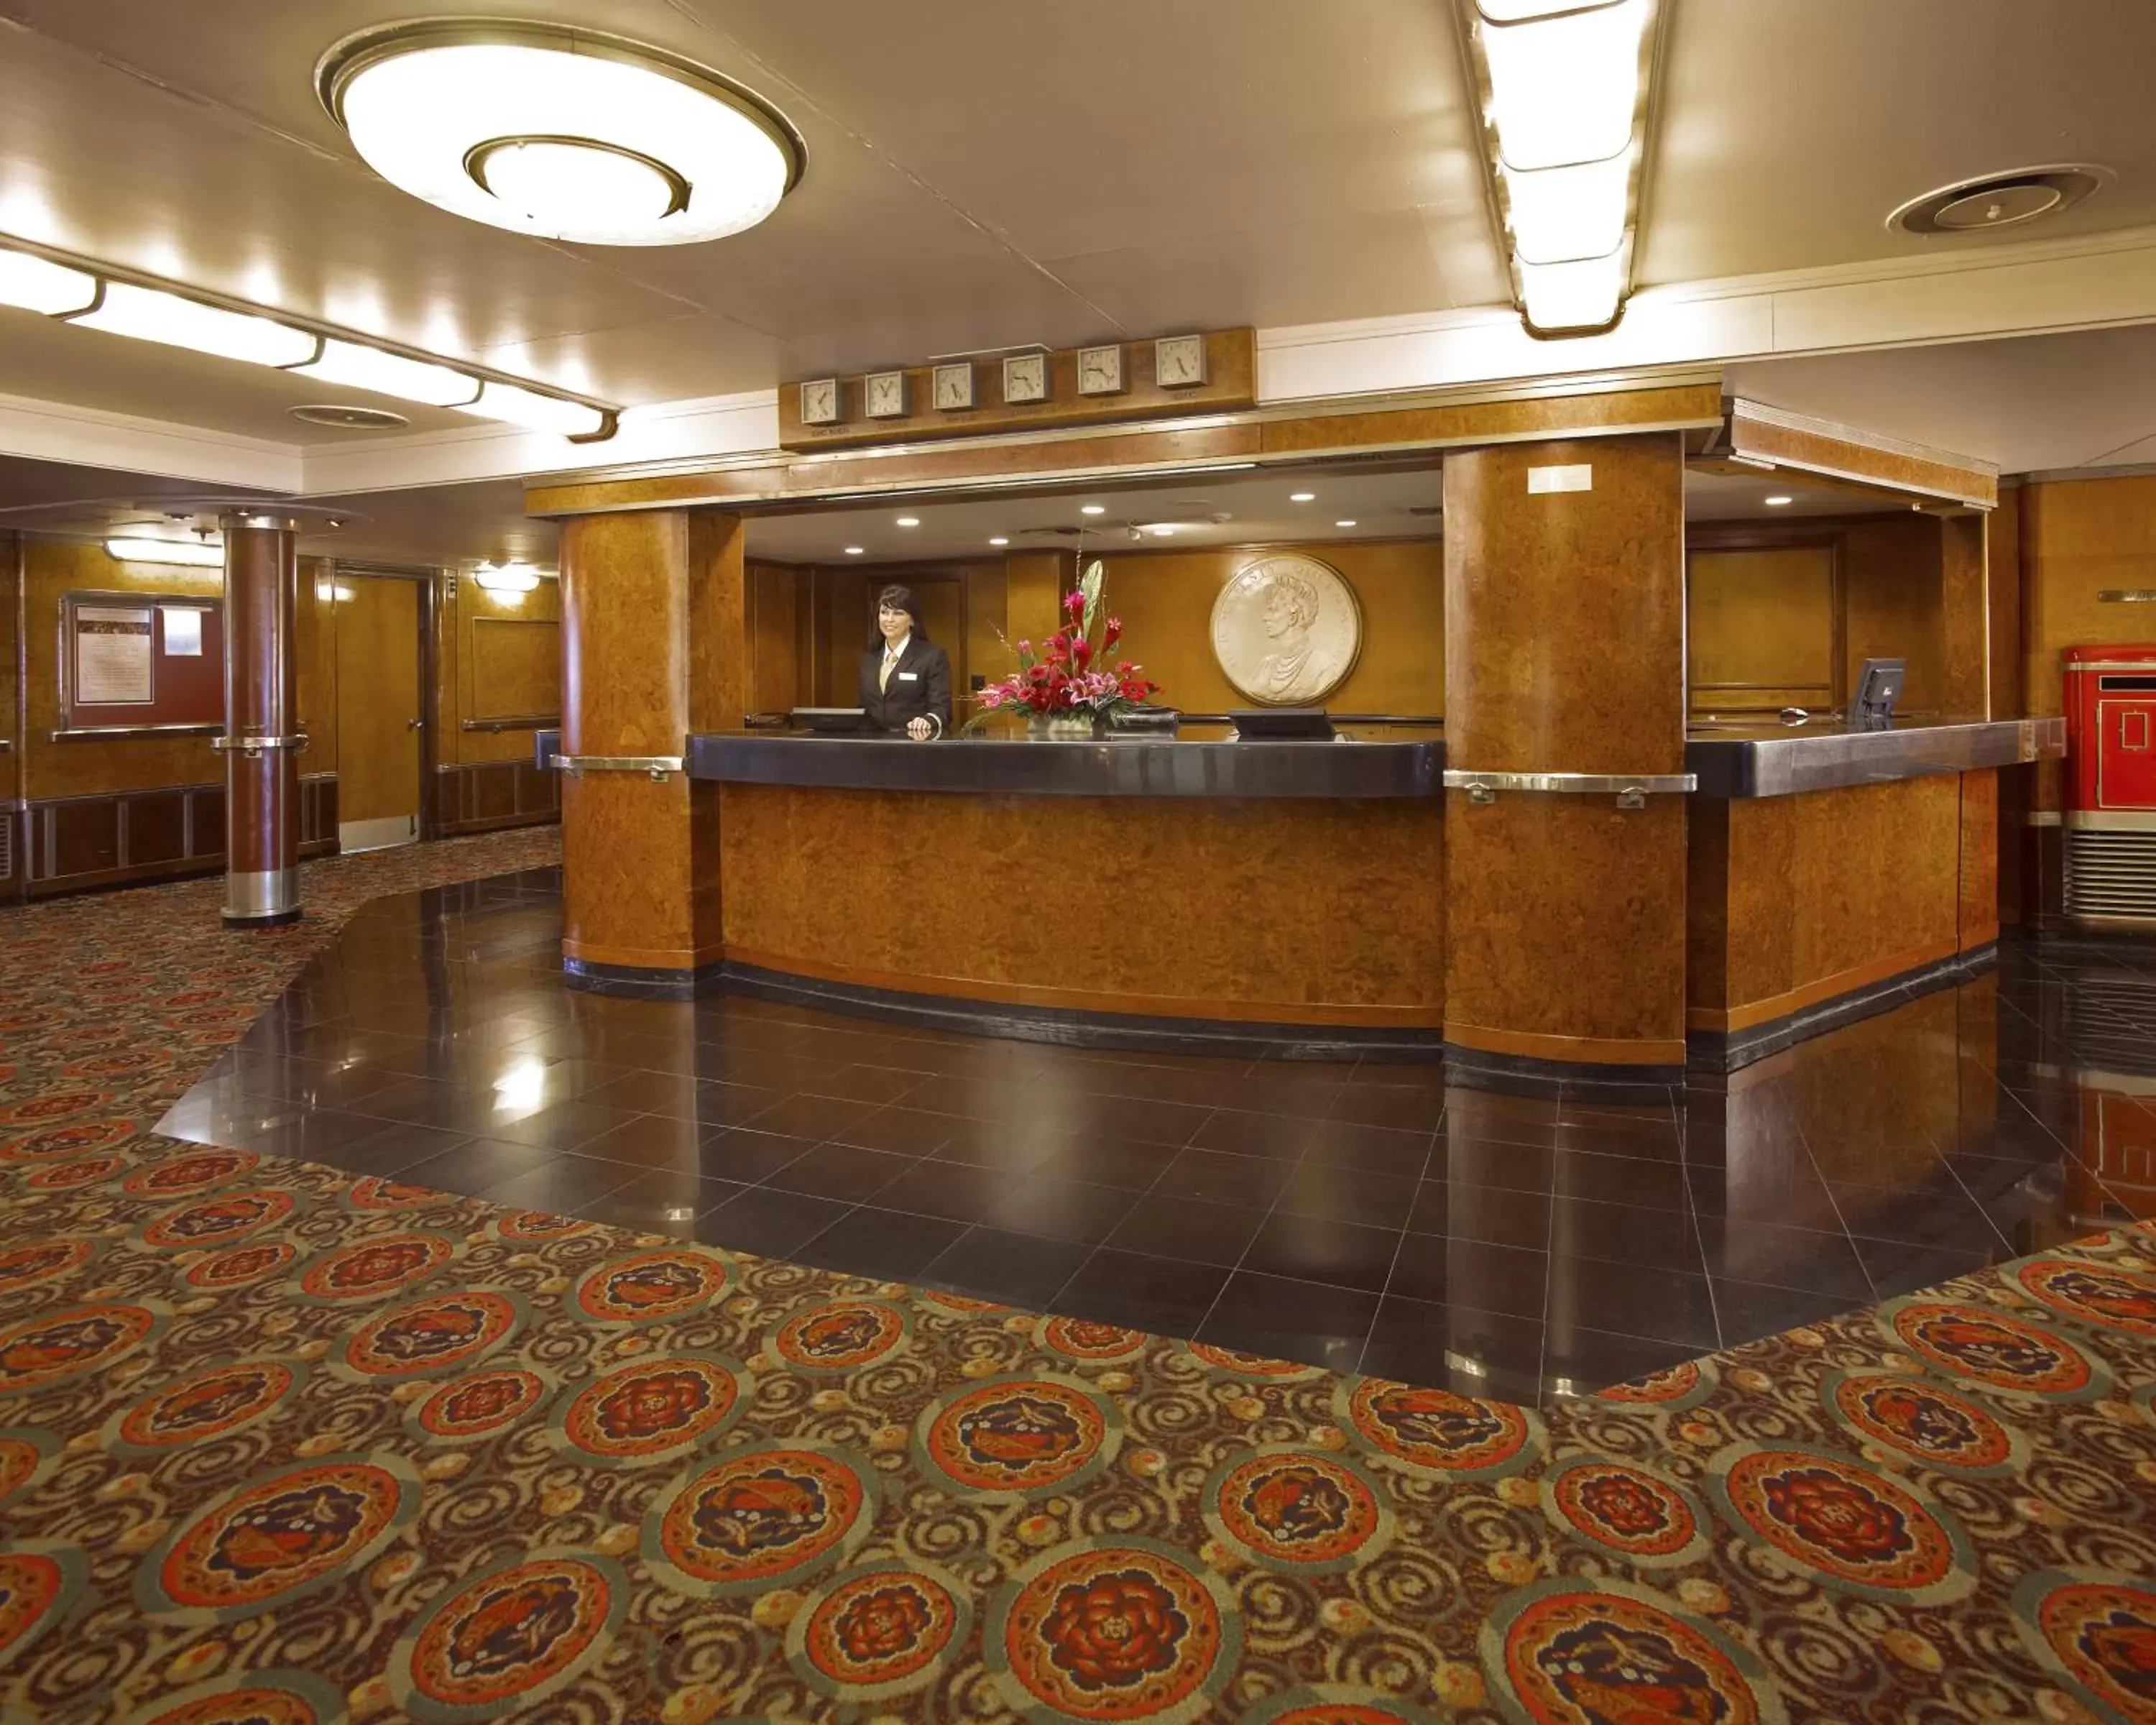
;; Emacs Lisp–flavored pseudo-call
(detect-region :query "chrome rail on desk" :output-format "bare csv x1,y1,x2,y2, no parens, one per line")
552,754,683,783
1687,717,2065,798
1442,770,1696,809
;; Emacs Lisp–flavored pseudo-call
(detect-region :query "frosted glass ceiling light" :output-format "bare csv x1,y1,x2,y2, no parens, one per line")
0,252,97,315
474,561,543,593
289,338,481,407
456,380,608,437
1478,0,1647,172
1501,152,1631,264
69,282,316,367
318,22,806,247
1516,249,1628,333
108,536,224,568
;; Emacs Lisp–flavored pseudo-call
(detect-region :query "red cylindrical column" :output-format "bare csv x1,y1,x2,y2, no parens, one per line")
219,512,301,926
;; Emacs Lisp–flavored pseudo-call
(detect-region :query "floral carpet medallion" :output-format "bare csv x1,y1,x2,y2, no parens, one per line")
0,832,2152,1721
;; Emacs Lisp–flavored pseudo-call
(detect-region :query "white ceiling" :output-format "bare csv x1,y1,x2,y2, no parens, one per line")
0,0,1496,441
1644,0,2156,284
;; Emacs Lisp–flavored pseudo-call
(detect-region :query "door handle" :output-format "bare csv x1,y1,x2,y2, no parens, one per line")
407,717,425,731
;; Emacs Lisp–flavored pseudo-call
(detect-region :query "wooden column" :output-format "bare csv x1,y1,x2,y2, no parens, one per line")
1940,511,1991,719
219,512,302,926
558,509,745,993
1442,433,1688,1081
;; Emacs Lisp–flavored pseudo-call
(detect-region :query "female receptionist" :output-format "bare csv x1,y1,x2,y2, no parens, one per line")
860,584,952,740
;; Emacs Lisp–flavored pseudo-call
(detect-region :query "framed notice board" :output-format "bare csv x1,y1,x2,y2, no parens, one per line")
59,589,224,735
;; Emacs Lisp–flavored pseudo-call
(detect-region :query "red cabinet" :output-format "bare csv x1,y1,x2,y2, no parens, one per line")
2063,645,2156,928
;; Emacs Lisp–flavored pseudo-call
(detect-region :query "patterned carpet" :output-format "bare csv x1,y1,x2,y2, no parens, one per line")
3,837,2156,1725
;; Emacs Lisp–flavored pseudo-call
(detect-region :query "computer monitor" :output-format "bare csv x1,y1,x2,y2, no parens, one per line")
1846,659,1906,732
1230,708,1335,740
791,707,867,735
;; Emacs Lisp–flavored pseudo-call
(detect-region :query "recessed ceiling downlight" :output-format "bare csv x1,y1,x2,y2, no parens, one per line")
316,20,806,246
290,403,413,429
1889,165,2108,236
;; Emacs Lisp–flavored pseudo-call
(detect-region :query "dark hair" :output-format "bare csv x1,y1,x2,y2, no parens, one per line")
872,584,929,644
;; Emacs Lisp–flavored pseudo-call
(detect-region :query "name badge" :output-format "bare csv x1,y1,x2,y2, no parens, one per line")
898,671,918,681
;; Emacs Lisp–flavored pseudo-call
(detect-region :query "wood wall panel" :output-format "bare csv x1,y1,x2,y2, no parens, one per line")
1940,512,1991,719
453,574,561,767
747,562,799,715
1688,546,1838,715
22,540,223,799
15,776,333,898
2019,474,2156,815
1445,794,1687,1061
1959,768,2000,951
558,510,737,973
1841,515,1948,719
1686,776,1963,1033
719,784,1443,1025
1443,433,1688,1067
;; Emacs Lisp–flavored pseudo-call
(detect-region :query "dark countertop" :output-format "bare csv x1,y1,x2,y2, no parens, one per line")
685,724,1446,799
543,715,2063,804
1687,716,2065,797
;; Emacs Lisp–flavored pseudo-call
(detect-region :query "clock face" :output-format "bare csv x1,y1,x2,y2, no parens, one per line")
865,371,908,419
1077,344,1124,396
931,362,975,411
800,378,840,426
1155,334,1209,389
1003,352,1049,405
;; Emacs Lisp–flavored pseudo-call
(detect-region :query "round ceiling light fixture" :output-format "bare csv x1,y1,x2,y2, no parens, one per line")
316,21,806,246
1888,165,2109,237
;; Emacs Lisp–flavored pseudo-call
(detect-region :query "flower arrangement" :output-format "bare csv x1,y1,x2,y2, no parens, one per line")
966,559,1161,732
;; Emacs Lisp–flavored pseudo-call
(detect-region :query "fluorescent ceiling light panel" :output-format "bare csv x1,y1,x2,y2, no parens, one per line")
1478,0,1647,172
70,282,317,367
456,381,607,438
1501,152,1631,264
0,252,98,315
327,27,801,247
1516,249,1628,332
289,338,481,406
107,536,223,567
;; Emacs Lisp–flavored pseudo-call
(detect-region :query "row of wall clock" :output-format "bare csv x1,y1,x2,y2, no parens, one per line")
798,334,1211,427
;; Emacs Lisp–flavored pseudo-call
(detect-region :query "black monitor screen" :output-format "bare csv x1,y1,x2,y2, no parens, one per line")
791,707,867,735
1230,708,1335,740
1847,659,1906,732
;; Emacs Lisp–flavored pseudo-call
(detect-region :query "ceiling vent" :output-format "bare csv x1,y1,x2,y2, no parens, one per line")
290,403,410,429
1889,165,2108,236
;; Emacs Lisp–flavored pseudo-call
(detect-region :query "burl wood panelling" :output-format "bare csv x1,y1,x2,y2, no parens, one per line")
458,576,562,765
22,539,223,799
1687,546,1839,715
1446,435,1685,773
1726,404,1998,508
1940,512,1991,720
719,785,1445,1026
1444,794,1687,1062
2019,474,2156,814
1685,775,1963,1032
529,383,1726,519
1083,540,1443,717
1958,768,2000,951
1841,515,1949,720
558,510,741,971
1442,433,1687,1066
746,562,799,715
1,534,19,797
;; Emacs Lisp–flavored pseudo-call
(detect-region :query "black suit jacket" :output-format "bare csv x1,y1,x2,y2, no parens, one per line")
859,636,952,737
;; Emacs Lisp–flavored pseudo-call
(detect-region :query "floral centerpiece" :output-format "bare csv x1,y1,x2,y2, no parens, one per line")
967,559,1161,737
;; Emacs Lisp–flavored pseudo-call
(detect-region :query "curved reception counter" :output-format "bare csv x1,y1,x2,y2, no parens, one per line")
686,726,1447,1055
549,715,2064,1074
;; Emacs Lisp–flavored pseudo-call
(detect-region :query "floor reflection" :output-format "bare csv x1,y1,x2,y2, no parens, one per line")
160,870,2155,1400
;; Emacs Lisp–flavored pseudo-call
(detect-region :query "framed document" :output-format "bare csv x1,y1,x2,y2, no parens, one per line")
74,604,155,704
58,591,224,735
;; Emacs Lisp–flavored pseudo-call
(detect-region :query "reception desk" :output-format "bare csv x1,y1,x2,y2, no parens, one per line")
543,716,2063,1070
687,726,1446,1055
1687,717,2065,1066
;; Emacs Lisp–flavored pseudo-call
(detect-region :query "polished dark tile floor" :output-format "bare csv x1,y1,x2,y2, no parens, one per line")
160,868,2156,1401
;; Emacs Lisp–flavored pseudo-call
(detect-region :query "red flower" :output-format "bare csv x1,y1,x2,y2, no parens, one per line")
1063,589,1085,617
1041,1568,1189,1692
1104,616,1123,648
1072,638,1092,666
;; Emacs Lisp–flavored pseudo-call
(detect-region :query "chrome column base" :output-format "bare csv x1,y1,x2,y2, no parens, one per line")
223,868,301,926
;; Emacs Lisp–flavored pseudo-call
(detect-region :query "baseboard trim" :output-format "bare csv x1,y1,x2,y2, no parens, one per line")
1441,1041,1687,1100
1687,942,1996,1073
719,961,1443,1061
563,957,726,1001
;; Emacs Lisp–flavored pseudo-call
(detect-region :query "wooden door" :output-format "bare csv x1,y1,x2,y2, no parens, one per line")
335,575,423,851
909,576,966,691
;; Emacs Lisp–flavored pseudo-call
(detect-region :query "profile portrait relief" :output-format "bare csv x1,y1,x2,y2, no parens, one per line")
1209,553,1363,706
